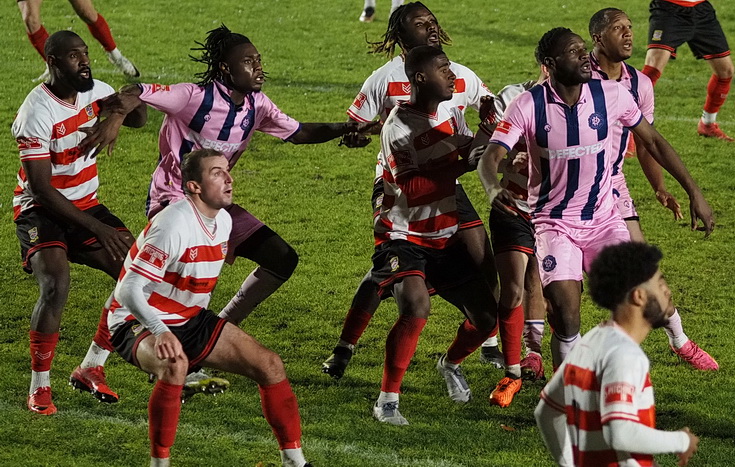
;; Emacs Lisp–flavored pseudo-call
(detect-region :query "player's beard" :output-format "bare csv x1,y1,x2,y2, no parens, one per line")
71,71,95,93
643,296,669,329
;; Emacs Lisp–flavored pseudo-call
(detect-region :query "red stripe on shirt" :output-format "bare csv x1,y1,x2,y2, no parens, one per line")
178,244,226,263
408,211,458,233
147,292,203,317
453,78,466,93
51,101,101,140
50,147,84,165
413,119,454,150
162,271,219,294
387,81,412,97
563,364,601,391
50,164,97,189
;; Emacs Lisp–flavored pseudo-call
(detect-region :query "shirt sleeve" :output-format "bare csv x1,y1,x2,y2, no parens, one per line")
489,94,527,153
380,119,418,179
599,349,649,425
458,65,494,112
12,107,52,161
126,217,182,284
615,82,644,128
539,362,568,414
637,72,655,124
347,72,386,122
138,83,196,116
254,93,301,140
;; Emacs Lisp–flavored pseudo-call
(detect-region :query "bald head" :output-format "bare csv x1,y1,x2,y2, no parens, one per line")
45,30,85,59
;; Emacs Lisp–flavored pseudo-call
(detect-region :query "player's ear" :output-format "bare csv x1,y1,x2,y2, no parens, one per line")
543,57,555,70
629,287,646,307
415,71,426,84
186,180,202,195
591,33,602,46
219,61,230,76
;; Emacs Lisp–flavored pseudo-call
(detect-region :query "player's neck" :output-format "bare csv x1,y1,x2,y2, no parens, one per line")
410,92,442,115
46,79,78,104
188,195,220,220
593,49,623,80
548,79,582,107
613,310,652,345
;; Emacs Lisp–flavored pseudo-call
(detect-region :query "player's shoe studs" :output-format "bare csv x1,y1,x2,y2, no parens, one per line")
181,370,230,403
520,353,545,381
28,386,57,415
321,346,353,379
436,354,471,403
489,376,522,408
672,340,719,371
69,365,119,403
373,401,409,425
697,121,734,142
359,6,376,23
107,49,140,79
479,345,505,368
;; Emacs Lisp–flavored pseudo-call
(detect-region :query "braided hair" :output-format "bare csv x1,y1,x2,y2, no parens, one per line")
368,2,451,57
190,24,252,86
534,27,575,66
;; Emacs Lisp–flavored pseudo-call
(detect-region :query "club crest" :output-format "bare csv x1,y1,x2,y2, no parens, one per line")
588,112,605,130
542,255,556,272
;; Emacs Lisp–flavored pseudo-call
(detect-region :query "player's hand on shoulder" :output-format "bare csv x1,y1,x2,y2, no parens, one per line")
655,189,683,220
677,427,699,466
155,332,185,361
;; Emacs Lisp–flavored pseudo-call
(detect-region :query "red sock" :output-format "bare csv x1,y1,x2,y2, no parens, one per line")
93,307,114,352
259,379,302,450
446,319,493,364
499,305,524,367
148,380,183,459
703,74,732,114
28,26,49,60
87,14,116,52
339,308,374,345
381,315,427,393
30,330,59,372
642,65,662,86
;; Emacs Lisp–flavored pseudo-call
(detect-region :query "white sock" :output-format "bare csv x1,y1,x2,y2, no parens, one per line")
391,0,404,12
523,320,545,355
550,332,580,370
364,0,376,9
30,370,50,394
440,354,459,370
108,48,122,60
506,364,521,379
150,457,170,467
80,342,110,368
377,391,399,405
280,448,307,467
664,309,690,349
702,110,717,124
336,340,355,351
481,336,499,347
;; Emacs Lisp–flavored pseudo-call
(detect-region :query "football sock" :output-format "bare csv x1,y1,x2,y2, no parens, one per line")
641,65,661,86
703,75,731,116
339,307,374,346
87,14,116,52
499,305,524,367
280,448,307,467
148,380,183,459
80,342,110,368
30,331,58,392
28,26,49,59
523,320,545,355
391,0,404,13
381,315,427,393
446,319,493,364
377,390,399,405
481,323,500,347
506,364,521,379
219,267,285,324
550,332,580,370
259,379,302,450
92,300,115,352
150,458,170,467
664,309,689,349
364,0,376,9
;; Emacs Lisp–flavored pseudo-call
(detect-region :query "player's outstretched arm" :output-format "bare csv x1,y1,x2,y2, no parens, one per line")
340,117,382,148
534,399,574,466
633,134,683,220
80,84,146,157
23,159,133,261
288,121,381,145
630,120,715,237
602,419,695,460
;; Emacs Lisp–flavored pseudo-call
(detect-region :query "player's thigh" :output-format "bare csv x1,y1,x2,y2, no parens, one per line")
439,277,496,330
68,0,98,23
644,47,672,70
707,56,734,79
523,255,546,321
202,322,286,384
534,223,583,287
392,275,431,319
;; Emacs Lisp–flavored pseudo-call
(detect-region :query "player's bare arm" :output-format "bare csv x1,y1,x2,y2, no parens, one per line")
22,158,133,261
633,134,683,220
340,116,382,148
80,84,145,156
478,142,518,216
630,119,715,236
289,120,380,145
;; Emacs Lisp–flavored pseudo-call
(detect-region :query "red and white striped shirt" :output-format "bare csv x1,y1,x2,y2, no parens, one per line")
376,102,473,249
540,322,661,466
11,80,115,220
108,198,231,333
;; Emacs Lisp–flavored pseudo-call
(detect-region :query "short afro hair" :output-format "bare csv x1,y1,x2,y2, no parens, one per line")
535,27,575,65
405,45,446,84
588,242,663,312
589,8,626,37
45,30,84,59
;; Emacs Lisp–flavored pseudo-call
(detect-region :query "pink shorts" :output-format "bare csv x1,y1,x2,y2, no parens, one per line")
533,215,631,287
612,175,638,220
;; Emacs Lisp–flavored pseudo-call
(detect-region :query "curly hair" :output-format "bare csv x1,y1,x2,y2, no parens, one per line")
368,2,451,57
534,27,574,65
190,24,252,86
588,242,663,312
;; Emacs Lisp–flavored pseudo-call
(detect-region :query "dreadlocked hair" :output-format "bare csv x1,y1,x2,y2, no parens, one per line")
535,27,574,65
367,2,451,58
190,24,252,86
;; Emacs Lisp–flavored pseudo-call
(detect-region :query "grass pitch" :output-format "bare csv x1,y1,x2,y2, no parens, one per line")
0,0,733,465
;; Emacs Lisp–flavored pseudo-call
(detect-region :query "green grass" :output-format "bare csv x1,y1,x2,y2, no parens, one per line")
1,0,734,465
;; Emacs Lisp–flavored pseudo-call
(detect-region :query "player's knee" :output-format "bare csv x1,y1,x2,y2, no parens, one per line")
254,351,286,384
158,358,188,384
500,285,524,309
36,275,71,310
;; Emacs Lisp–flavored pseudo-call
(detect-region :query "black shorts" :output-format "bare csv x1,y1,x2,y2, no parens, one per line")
371,179,483,230
648,0,730,60
371,239,480,299
489,207,535,256
111,308,227,371
15,204,129,273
